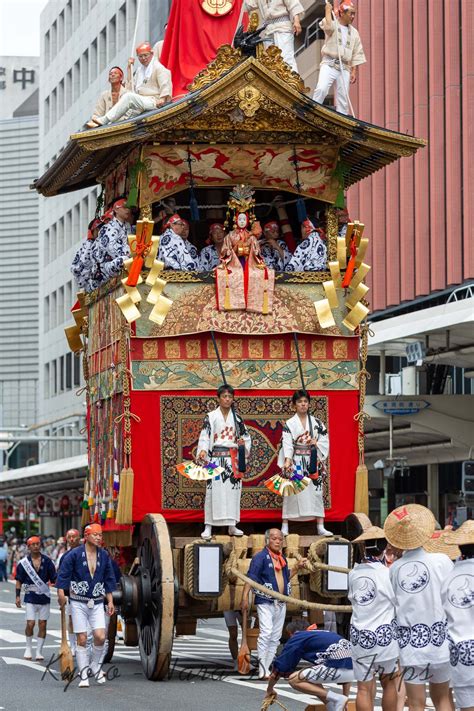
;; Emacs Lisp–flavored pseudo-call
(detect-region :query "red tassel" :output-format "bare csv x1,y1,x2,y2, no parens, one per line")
126,256,144,287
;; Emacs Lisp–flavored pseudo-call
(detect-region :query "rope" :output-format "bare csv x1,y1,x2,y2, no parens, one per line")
260,695,289,711
232,568,352,612
158,197,302,212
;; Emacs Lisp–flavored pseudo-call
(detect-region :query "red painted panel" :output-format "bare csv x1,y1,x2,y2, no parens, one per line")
461,1,474,281
444,1,463,286
398,0,415,303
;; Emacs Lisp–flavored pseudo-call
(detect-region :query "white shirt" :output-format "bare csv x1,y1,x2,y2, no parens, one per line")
390,547,453,666
440,557,474,688
349,560,399,662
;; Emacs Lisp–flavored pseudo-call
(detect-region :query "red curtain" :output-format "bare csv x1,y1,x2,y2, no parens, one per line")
160,0,244,97
130,389,359,523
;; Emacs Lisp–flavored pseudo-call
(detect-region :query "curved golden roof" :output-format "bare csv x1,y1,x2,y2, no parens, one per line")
34,45,426,198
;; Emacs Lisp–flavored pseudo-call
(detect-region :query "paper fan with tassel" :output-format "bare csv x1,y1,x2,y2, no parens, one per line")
264,469,311,497
176,460,224,481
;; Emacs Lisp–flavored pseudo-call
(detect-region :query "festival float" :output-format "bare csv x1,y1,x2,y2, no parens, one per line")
34,31,425,681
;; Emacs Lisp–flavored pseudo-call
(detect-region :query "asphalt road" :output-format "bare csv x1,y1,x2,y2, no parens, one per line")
0,582,393,711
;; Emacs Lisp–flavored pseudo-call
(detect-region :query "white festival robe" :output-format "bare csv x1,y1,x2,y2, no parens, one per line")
158,228,199,271
389,548,453,667
277,413,329,520
440,557,474,691
197,407,251,526
349,561,400,665
286,230,327,271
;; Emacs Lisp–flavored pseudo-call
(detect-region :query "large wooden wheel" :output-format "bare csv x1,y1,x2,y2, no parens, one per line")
136,514,176,680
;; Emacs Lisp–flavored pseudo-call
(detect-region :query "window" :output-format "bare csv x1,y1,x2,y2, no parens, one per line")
51,20,57,58
50,223,57,261
66,352,72,389
81,197,89,235
73,202,80,242
81,50,89,93
72,0,80,31
73,59,80,102
58,79,64,118
51,87,57,126
99,26,107,73
44,96,50,134
74,353,81,387
44,364,50,399
128,0,137,38
65,1,72,39
51,291,57,329
52,359,58,395
44,228,50,264
58,11,65,50
81,0,89,21
58,216,65,254
66,280,72,309
108,16,116,61
118,4,127,45
65,70,72,110
90,39,98,81
58,286,65,324
44,296,50,332
66,209,73,248
44,30,50,67
59,355,65,392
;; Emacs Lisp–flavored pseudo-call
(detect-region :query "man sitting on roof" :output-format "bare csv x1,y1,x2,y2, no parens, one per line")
286,218,327,271
86,42,172,128
89,66,128,126
158,214,199,271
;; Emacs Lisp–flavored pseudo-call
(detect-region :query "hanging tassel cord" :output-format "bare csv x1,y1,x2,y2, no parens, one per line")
186,146,200,221
354,323,374,465
291,145,307,222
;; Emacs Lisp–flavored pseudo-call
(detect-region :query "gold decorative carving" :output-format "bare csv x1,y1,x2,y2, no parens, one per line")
259,45,309,94
238,86,262,117
311,340,327,359
269,339,284,359
333,339,348,359
189,44,242,92
164,339,180,358
326,207,338,263
201,0,234,17
228,338,243,358
143,341,158,359
140,203,152,220
248,338,264,359
207,337,222,358
185,340,201,358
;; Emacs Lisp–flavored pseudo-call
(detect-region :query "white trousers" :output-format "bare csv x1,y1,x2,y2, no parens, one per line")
25,603,50,621
257,602,287,676
313,63,351,115
264,32,298,73
70,600,106,634
102,92,157,124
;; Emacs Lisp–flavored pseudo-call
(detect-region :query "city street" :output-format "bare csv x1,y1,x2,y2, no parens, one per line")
0,583,405,711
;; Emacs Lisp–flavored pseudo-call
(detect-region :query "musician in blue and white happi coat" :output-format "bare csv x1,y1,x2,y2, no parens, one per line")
278,390,331,537
199,223,225,271
197,385,251,540
15,535,57,661
348,526,400,711
384,504,453,711
286,219,327,271
259,220,292,271
441,521,474,711
158,213,199,270
90,198,132,287
70,217,103,292
56,523,116,687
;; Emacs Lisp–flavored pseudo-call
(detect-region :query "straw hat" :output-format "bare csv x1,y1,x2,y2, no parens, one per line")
384,504,435,550
443,519,474,546
353,525,386,543
423,531,460,560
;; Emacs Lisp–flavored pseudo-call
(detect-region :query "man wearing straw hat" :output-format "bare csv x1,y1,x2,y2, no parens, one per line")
349,526,400,711
441,520,474,711
56,523,116,688
384,504,453,711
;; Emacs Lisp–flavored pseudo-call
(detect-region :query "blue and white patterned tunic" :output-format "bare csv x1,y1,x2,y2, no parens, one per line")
441,557,474,690
56,544,117,605
158,228,199,271
390,547,453,667
199,244,220,271
260,239,292,271
90,217,130,287
286,230,327,271
71,240,102,292
349,560,399,664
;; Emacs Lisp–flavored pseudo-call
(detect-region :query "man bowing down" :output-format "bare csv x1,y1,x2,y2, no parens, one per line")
197,385,251,540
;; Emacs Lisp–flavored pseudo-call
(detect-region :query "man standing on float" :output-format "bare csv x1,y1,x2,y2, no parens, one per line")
197,385,251,539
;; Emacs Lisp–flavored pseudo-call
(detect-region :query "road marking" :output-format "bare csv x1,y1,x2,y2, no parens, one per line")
0,629,25,643
1,656,46,672
0,607,23,614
